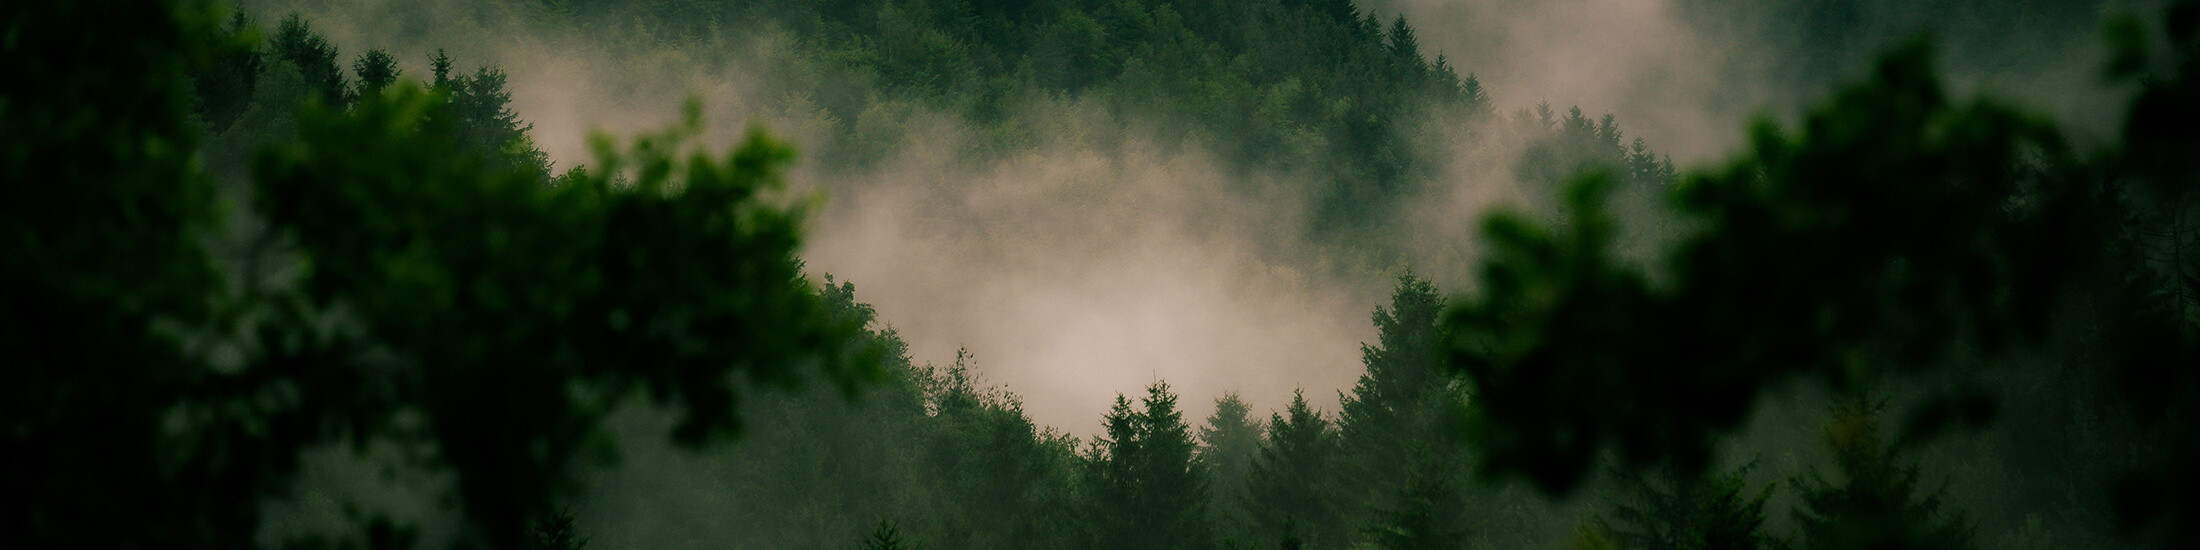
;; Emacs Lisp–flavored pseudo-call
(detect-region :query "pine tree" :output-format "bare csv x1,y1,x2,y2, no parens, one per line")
1792,401,1975,550
192,10,261,132
1247,390,1346,549
528,509,590,550
1090,381,1211,549
1595,462,1774,550
352,49,401,97
1338,274,1470,545
1201,392,1264,545
269,14,348,107
860,520,918,550
1362,451,1471,550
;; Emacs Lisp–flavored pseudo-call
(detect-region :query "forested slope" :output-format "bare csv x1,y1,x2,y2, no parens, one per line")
12,0,2197,549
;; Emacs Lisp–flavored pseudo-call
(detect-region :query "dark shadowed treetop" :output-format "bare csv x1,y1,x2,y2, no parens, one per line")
6,2,890,546
1444,39,2088,495
1443,0,2200,544
1792,401,1976,550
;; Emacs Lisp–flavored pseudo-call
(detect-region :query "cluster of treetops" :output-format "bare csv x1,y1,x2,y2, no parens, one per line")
5,0,2197,548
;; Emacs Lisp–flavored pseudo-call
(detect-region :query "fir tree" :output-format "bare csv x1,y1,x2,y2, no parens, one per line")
1090,382,1212,549
1792,401,1975,550
1247,390,1346,549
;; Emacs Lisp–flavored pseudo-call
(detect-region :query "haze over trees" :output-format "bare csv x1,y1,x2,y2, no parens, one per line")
8,0,2199,549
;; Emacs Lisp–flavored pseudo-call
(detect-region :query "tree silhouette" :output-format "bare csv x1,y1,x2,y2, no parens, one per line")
1246,390,1347,549
1595,462,1775,550
1202,392,1264,545
1090,381,1212,549
1792,401,1974,550
352,48,400,97
269,14,348,107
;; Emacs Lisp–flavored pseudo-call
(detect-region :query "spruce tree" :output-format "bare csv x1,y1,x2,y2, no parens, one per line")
1247,390,1346,549
1595,462,1774,550
269,14,348,107
1202,393,1264,545
1090,382,1211,549
352,49,400,97
1338,274,1471,545
1792,401,1975,550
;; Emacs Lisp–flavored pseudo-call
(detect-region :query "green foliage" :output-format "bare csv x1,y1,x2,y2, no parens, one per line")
548,0,1501,238
529,509,592,550
192,10,262,133
1444,39,2085,495
1201,392,1264,545
1337,274,1475,547
1792,401,1974,550
1595,462,1776,550
862,520,920,550
1360,459,1471,550
269,14,349,107
435,61,552,177
250,88,882,544
2,0,238,546
352,49,400,97
915,351,1083,549
1090,381,1213,549
1246,390,1347,549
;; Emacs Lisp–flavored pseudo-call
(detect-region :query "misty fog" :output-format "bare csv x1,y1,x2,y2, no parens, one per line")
16,0,2198,548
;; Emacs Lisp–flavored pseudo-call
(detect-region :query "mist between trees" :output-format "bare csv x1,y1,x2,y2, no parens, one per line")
6,0,2197,549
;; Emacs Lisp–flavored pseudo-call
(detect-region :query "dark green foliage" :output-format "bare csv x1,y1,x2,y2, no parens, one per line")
433,59,552,177
11,2,893,540
270,14,349,107
1596,463,1775,550
554,0,1496,239
1360,455,1471,550
530,509,591,550
3,0,230,546
352,49,400,97
1246,390,1347,549
862,520,918,550
2099,2,2200,541
1201,392,1264,545
193,10,261,132
1444,40,2084,495
429,47,455,88
1340,274,1454,456
1792,402,1974,550
252,90,883,544
914,351,1083,549
1090,381,1212,549
1337,274,1475,546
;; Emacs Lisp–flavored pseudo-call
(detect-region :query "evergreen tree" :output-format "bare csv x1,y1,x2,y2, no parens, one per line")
268,13,348,107
529,510,590,550
1792,401,1975,550
916,351,1081,549
430,47,455,88
1247,390,1347,549
1361,449,1471,550
1090,381,1212,549
1338,274,1471,544
353,48,400,97
191,10,260,133
861,520,919,550
1201,392,1264,546
440,63,551,176
1595,462,1775,550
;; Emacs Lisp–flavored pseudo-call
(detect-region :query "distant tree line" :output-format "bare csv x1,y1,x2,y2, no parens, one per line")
13,0,2197,548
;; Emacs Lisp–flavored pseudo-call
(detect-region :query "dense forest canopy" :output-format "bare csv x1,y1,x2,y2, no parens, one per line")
7,0,2198,549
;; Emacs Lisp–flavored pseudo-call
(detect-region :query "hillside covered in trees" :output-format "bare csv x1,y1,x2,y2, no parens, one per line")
8,0,2199,549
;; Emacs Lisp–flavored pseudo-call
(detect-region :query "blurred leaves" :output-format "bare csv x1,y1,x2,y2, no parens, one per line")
1445,40,2085,494
252,85,882,545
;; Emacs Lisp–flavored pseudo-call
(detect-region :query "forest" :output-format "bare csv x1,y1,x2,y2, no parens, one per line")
5,0,2196,549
